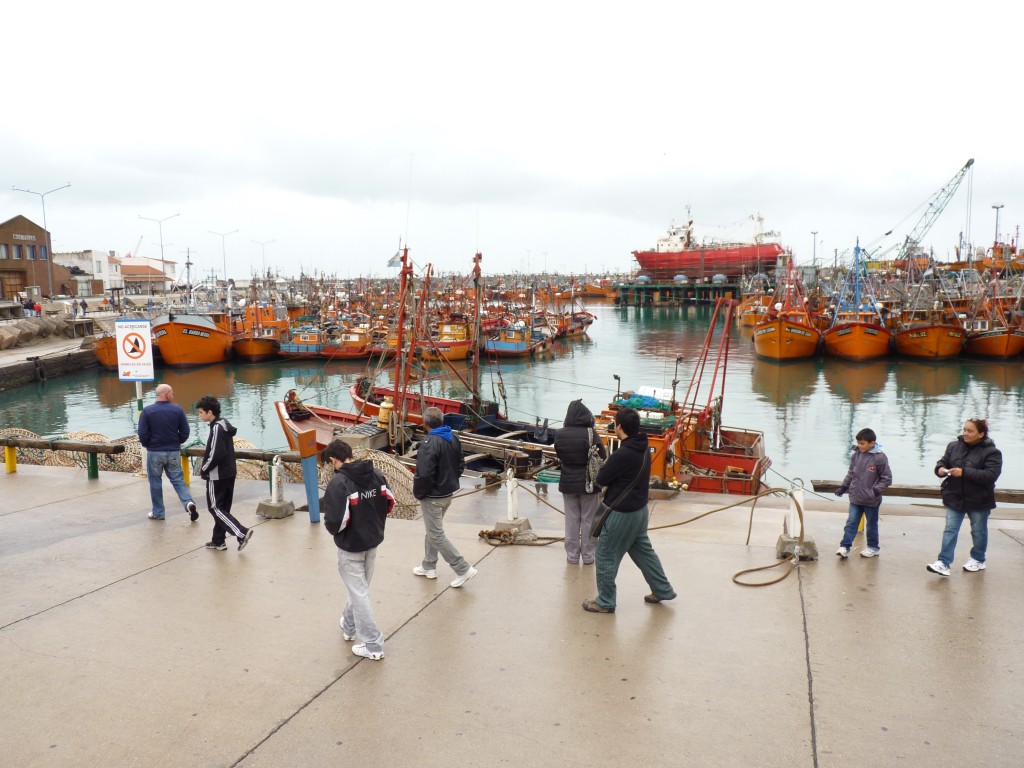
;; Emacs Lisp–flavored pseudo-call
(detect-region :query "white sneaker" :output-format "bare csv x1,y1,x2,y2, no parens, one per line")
412,566,437,579
927,560,951,577
339,617,354,641
351,643,383,660
963,558,986,572
835,547,849,558
860,548,880,558
450,566,478,588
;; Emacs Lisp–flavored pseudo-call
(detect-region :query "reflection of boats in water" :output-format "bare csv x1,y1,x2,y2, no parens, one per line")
822,359,891,405
159,366,236,408
95,370,137,409
749,356,820,405
891,360,964,398
961,359,1024,390
233,362,281,389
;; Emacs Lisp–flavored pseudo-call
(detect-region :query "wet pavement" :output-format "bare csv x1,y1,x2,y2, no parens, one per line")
2,464,1023,767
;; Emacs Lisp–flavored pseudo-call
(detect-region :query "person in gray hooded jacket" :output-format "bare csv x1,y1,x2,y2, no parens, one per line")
554,399,607,565
835,427,892,558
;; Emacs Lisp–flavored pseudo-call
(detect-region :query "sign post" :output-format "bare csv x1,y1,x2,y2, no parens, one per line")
116,320,155,476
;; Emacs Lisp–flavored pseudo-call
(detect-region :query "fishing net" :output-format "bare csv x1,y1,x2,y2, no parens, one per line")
352,446,419,519
0,428,47,465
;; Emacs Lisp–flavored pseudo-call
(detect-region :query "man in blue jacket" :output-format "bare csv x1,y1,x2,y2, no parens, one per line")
137,384,198,522
583,407,676,614
412,407,477,588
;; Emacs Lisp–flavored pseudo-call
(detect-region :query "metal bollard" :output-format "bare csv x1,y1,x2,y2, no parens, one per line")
506,467,519,521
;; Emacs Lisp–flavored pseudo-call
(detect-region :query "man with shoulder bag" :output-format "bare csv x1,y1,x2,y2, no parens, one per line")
582,407,676,614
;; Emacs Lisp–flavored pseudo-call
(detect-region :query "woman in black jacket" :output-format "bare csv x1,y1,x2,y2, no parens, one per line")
554,400,607,565
927,418,1002,577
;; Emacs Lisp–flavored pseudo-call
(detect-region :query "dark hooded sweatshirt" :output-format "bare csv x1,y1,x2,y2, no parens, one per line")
413,426,465,499
594,433,650,512
200,418,237,481
554,399,607,495
324,459,395,552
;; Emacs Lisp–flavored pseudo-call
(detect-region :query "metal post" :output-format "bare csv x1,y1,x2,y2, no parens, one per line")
139,213,180,296
11,183,71,298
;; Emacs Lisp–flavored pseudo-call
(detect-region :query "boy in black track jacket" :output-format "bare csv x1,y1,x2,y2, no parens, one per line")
196,395,253,553
323,440,395,661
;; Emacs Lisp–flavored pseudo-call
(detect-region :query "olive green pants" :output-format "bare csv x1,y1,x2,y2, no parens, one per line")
594,505,675,609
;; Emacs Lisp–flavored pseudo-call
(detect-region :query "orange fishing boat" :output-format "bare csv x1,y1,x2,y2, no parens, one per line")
753,261,822,360
891,309,965,359
821,241,892,361
232,304,288,363
420,314,473,361
92,334,119,370
323,326,376,360
152,312,233,367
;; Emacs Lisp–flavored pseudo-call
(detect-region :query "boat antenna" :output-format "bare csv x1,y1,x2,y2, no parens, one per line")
671,355,684,409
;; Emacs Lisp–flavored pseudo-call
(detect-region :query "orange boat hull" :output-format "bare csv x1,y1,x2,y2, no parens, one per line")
153,315,233,367
92,336,119,370
964,328,1024,359
232,335,281,363
892,324,964,359
753,319,821,360
822,322,892,361
420,338,472,361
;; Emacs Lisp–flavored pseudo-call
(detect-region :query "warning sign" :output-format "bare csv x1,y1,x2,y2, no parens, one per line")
116,320,155,382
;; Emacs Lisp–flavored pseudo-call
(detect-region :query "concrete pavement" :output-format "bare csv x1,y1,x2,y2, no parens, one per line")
2,465,1023,767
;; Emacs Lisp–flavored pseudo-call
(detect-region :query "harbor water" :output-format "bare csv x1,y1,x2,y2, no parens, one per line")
3,301,1023,493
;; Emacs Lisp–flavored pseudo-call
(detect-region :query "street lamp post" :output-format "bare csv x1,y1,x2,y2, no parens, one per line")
209,229,238,288
11,182,71,298
811,231,818,268
139,213,180,296
992,204,1004,246
251,238,275,279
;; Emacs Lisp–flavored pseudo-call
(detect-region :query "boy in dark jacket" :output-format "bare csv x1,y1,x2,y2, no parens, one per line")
196,395,253,552
323,440,395,660
835,428,893,558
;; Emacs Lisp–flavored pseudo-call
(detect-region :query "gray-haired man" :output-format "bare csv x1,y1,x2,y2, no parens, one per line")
411,407,477,588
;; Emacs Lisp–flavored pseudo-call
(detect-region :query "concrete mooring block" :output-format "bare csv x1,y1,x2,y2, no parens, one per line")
257,499,295,519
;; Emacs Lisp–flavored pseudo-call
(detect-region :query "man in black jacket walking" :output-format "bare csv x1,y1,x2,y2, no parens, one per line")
583,407,675,614
324,440,395,661
412,407,477,588
197,396,253,552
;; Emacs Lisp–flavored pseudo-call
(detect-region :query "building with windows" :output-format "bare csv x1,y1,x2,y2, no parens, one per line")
53,249,124,296
0,215,74,300
120,256,176,295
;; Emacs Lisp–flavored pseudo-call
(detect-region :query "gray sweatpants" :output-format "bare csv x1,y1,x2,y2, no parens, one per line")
419,495,470,576
338,548,384,654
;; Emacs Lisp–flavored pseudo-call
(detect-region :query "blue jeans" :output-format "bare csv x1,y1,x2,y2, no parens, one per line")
839,503,880,550
146,450,193,518
937,508,990,566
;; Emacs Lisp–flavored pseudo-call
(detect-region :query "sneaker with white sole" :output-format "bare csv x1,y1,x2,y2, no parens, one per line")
205,541,227,551
835,547,849,558
450,566,478,588
352,643,383,660
339,617,355,641
860,548,880,558
238,529,254,551
963,558,986,572
186,500,199,522
412,566,437,579
927,560,950,576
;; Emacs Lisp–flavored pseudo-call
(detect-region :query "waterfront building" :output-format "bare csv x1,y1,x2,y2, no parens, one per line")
0,215,75,300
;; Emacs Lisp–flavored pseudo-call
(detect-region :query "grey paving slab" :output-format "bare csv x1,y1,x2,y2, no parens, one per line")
2,465,1023,768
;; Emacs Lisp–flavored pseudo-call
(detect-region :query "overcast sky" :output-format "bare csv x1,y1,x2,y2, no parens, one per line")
2,1,1020,283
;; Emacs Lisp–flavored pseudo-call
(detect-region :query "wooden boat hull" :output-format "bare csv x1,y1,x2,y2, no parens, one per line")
822,322,892,361
892,324,964,359
752,319,821,360
152,314,232,368
964,328,1024,359
420,339,472,361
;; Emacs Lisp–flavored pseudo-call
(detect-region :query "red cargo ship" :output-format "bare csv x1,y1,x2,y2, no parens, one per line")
632,213,785,279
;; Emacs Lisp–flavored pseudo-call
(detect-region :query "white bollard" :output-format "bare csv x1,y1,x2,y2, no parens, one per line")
506,467,519,521
271,455,284,503
788,481,805,538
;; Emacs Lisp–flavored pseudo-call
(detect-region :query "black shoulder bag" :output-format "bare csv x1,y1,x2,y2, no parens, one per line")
590,452,649,538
